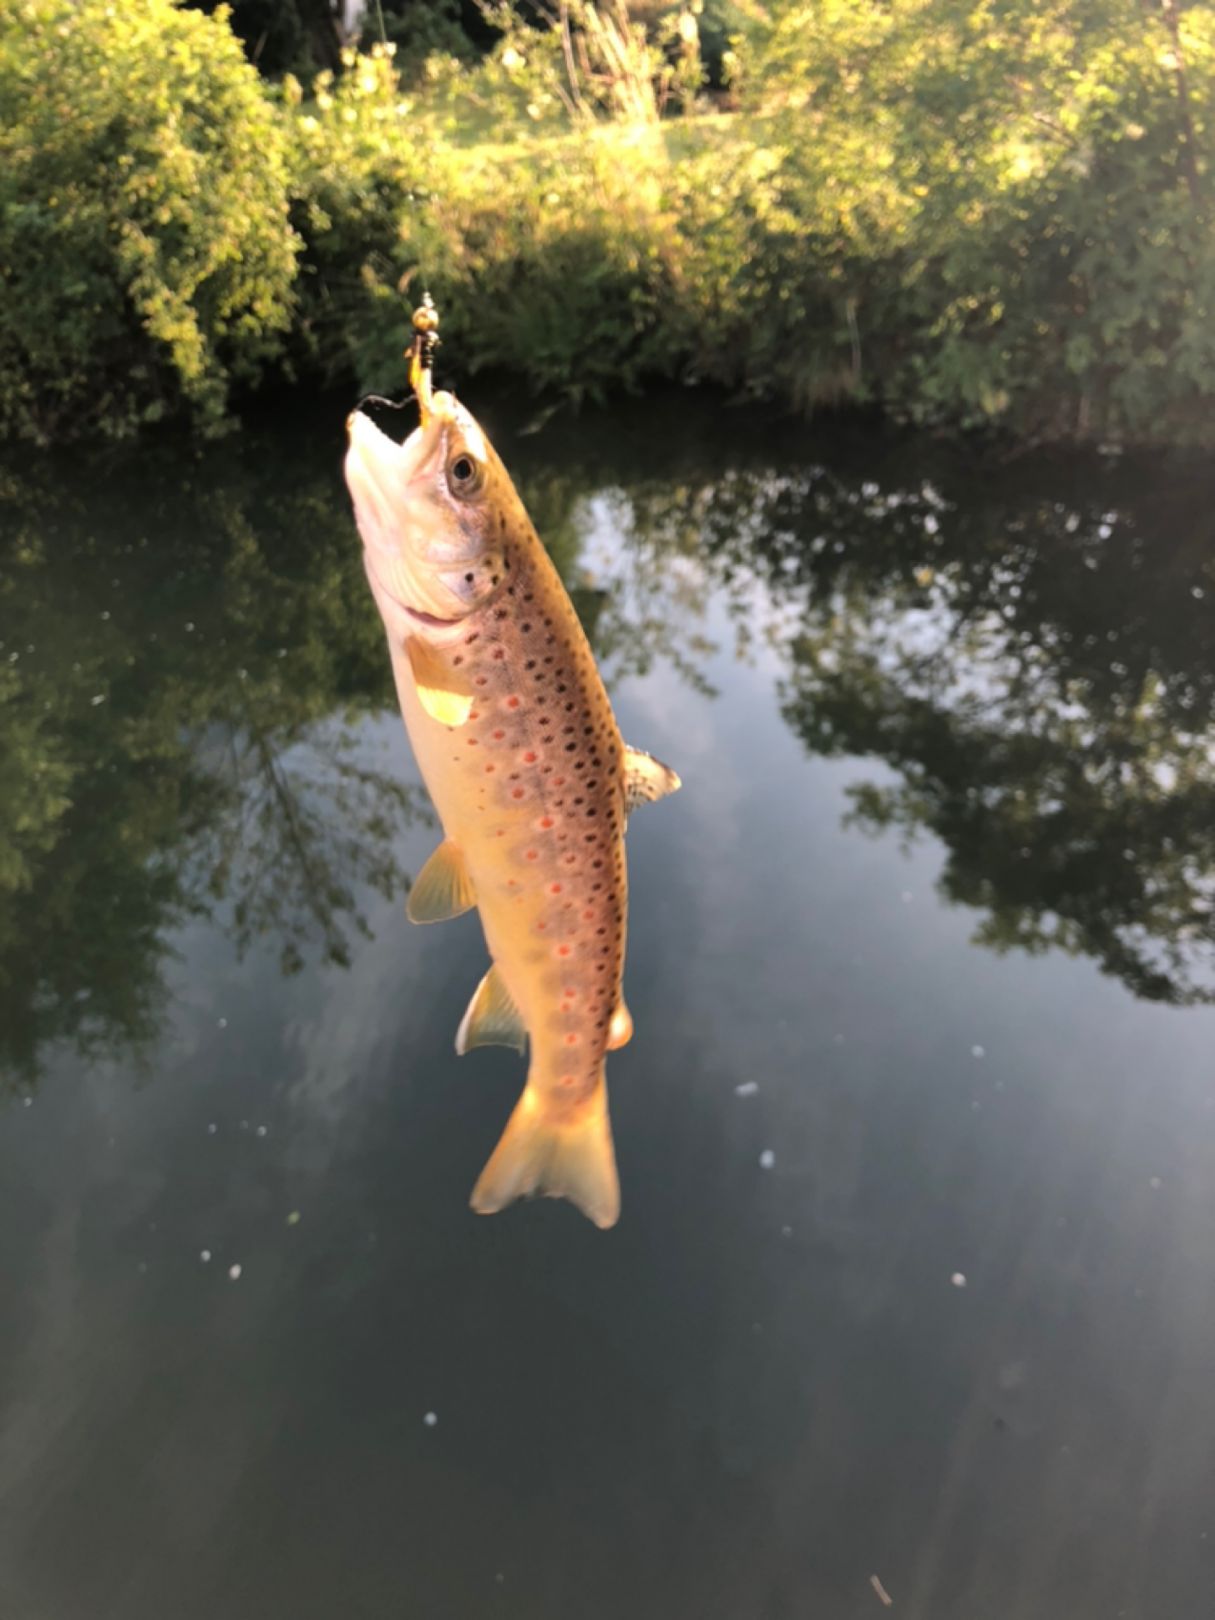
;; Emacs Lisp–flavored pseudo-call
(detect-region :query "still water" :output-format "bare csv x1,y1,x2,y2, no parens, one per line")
1,393,1213,1618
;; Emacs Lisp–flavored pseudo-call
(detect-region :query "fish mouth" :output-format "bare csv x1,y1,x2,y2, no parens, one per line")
345,404,479,634
401,603,463,630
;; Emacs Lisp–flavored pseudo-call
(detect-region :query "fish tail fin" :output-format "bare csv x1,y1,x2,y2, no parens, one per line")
470,1070,620,1230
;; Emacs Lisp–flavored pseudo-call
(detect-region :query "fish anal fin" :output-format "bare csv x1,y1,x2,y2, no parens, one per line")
606,999,633,1051
407,839,475,924
470,1076,619,1230
456,964,527,1056
407,637,473,727
624,746,681,812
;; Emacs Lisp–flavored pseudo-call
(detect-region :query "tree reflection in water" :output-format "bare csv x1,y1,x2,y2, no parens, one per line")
552,420,1215,1008
0,433,427,1086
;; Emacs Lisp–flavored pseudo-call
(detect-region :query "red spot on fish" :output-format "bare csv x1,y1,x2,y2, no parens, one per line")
582,908,595,921
538,816,555,830
506,696,521,709
550,883,563,895
493,729,505,740
536,921,547,932
564,1033,578,1046
485,764,495,773
475,677,488,687
468,711,479,721
556,945,571,958
523,751,538,764
467,737,478,746
511,787,525,799
553,776,566,787
525,849,538,862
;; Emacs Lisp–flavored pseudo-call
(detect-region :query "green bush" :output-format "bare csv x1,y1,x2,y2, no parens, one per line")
3,0,1213,449
0,0,299,443
751,0,1215,440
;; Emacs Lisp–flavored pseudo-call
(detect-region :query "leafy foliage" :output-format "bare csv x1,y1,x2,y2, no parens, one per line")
2,0,1214,445
0,0,299,443
751,0,1215,440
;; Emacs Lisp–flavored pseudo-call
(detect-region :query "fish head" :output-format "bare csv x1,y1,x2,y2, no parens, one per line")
345,391,507,641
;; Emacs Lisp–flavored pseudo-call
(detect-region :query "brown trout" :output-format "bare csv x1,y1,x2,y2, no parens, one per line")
344,391,679,1228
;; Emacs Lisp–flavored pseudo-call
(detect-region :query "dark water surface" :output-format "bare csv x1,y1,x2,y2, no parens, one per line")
2,395,1214,1619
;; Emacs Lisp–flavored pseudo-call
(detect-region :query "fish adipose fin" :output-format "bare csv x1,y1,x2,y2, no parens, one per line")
407,636,474,727
606,999,633,1050
623,746,681,812
470,1076,620,1230
455,965,527,1055
407,839,475,924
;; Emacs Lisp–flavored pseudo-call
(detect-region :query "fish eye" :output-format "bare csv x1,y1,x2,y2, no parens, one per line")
446,451,484,499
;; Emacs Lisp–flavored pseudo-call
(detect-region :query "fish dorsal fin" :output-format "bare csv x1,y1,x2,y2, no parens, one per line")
407,839,475,924
455,964,527,1056
606,999,633,1051
406,636,473,727
623,746,681,812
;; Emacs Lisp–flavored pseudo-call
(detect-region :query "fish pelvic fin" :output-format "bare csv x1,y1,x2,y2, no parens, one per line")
407,839,475,924
623,746,681,813
470,1072,619,1230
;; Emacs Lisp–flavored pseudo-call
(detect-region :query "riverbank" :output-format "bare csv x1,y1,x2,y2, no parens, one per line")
3,0,1213,450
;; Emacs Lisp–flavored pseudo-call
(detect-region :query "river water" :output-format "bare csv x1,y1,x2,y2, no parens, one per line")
1,392,1213,1618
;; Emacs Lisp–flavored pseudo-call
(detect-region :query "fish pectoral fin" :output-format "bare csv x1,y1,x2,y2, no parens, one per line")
606,998,633,1051
623,746,681,812
406,636,473,727
470,1075,620,1230
455,965,527,1056
406,839,475,924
